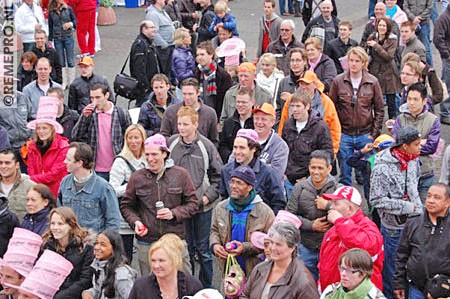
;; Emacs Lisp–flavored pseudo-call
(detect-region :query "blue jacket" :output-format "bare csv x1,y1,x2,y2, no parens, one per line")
208,12,239,36
21,206,50,236
220,159,286,214
57,172,121,233
171,46,195,84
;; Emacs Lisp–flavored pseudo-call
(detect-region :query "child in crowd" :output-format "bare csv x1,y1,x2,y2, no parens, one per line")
209,1,239,37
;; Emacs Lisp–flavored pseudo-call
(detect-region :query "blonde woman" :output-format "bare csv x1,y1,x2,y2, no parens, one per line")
256,53,285,100
172,28,195,85
109,124,147,263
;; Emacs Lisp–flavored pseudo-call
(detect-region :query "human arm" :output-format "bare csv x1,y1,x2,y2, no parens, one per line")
221,13,237,32
197,11,215,40
392,219,414,296
402,0,417,21
286,183,315,231
137,102,160,137
371,38,398,62
371,80,385,138
264,169,286,214
115,266,136,299
14,9,40,35
100,184,121,231
170,171,199,222
219,167,230,199
119,173,142,228
320,58,337,93
209,202,227,259
208,15,219,33
420,118,441,155
439,146,450,184
129,40,151,92
29,143,68,184
204,145,223,205
433,18,450,59
109,158,129,198
145,13,168,48
323,97,341,156
71,113,91,142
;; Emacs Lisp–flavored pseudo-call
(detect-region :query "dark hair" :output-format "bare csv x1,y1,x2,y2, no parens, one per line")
339,248,373,278
20,51,38,66
47,87,65,100
431,183,450,199
0,149,18,162
236,87,255,99
339,20,353,30
247,138,261,158
264,0,276,8
310,150,332,167
34,29,47,37
95,230,129,298
151,73,170,86
407,82,427,100
196,41,215,56
30,184,55,209
69,142,94,169
180,77,200,90
89,83,109,95
377,17,393,38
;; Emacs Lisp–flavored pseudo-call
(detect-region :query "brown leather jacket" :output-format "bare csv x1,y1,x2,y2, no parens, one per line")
240,258,319,299
120,164,199,243
329,70,384,138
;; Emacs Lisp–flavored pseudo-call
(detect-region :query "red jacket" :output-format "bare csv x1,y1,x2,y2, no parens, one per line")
68,0,97,13
28,134,69,198
318,209,384,291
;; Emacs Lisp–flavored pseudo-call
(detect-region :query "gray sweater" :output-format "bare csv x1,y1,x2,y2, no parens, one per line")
146,5,175,48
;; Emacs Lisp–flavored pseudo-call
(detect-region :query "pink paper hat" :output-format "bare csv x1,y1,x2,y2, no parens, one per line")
250,231,270,250
0,228,43,277
273,210,302,229
225,55,240,67
236,128,258,143
215,37,245,58
144,133,170,152
5,250,74,299
26,96,63,134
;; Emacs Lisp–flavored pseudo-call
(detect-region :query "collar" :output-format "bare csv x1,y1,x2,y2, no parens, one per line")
95,102,114,114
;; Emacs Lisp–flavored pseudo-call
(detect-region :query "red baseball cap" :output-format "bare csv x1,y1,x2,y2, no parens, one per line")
322,186,362,206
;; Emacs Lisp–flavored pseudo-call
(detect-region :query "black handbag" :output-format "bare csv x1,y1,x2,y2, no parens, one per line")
114,54,139,101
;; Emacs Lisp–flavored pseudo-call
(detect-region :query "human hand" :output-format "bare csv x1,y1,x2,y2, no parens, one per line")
227,241,244,256
280,92,292,101
327,209,343,224
35,24,42,30
192,12,200,19
361,143,374,154
81,291,94,299
213,244,228,259
394,289,405,299
202,196,210,206
156,208,174,220
413,16,422,25
315,196,328,210
82,103,95,117
312,216,332,232
367,40,376,47
134,221,148,236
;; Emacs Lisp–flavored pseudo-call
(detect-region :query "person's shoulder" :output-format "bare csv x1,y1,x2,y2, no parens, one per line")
115,265,138,280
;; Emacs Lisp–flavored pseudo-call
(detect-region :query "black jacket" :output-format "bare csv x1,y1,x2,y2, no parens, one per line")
433,5,450,59
31,45,62,84
301,15,340,46
48,6,77,40
44,236,94,299
219,111,254,163
393,211,450,292
0,195,19,258
324,37,358,74
21,207,50,236
57,105,80,141
196,4,215,43
302,0,337,26
17,65,36,92
129,33,161,100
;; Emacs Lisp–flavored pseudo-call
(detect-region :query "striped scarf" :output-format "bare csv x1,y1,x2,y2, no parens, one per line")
199,62,217,96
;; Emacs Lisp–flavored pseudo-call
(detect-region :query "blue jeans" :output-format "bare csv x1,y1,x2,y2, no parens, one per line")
185,209,213,288
431,0,438,24
338,133,371,186
298,243,319,281
418,175,434,203
54,37,75,67
408,284,426,299
381,225,404,299
368,0,377,18
417,23,433,67
279,0,294,14
440,58,450,121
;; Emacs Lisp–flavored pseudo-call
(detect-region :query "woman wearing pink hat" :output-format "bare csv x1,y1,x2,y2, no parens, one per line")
26,97,69,198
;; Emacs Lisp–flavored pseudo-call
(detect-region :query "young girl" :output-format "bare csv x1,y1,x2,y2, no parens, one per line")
209,1,239,37
82,230,137,299
42,207,95,299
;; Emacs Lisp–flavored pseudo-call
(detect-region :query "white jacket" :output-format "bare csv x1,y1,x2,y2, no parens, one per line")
14,3,48,43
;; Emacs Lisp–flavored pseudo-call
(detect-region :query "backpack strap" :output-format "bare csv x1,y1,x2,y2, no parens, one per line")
114,156,136,173
116,106,128,134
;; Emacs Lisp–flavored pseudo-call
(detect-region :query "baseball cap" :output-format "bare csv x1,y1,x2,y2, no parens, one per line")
392,126,421,148
236,128,258,143
322,186,362,206
77,56,94,66
298,70,319,84
144,133,170,152
252,103,275,118
238,62,256,73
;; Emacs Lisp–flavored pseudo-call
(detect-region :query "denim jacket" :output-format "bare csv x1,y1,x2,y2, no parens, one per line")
57,172,121,233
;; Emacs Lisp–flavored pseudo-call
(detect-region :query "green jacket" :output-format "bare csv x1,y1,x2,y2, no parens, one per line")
321,278,386,299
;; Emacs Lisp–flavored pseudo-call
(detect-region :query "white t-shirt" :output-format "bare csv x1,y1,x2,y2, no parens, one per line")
0,182,13,196
296,120,307,133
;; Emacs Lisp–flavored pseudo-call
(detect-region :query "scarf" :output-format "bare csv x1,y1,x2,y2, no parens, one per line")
309,53,323,71
199,62,217,96
391,147,420,171
327,278,373,299
230,189,256,213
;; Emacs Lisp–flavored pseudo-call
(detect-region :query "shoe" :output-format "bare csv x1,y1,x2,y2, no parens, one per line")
441,118,450,125
282,12,291,16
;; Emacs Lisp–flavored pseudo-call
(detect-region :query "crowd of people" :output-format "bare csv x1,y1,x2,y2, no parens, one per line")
1,0,450,298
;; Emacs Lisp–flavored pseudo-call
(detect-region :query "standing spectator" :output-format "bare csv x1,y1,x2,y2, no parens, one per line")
31,29,63,85
195,41,233,119
400,21,426,64
129,20,162,108
120,134,198,276
209,1,239,37
256,0,282,60
403,0,434,66
211,165,275,276
370,126,423,299
267,20,304,76
279,0,294,16
256,53,285,99
392,82,441,201
302,0,338,27
0,149,35,222
48,87,80,142
305,37,337,93
14,0,47,52
48,0,77,90
68,56,115,114
42,207,94,299
366,17,401,119
58,142,121,233
318,186,384,292
72,84,132,180
360,2,400,48
220,129,286,213
17,52,38,92
286,150,339,280
324,21,358,74
21,184,53,235
160,78,218,145
138,74,182,137
167,106,223,287
0,194,19,258
385,0,408,26
194,0,215,44
392,183,450,299
172,27,196,94
164,0,183,26
109,124,147,263
329,47,384,186
302,0,340,49
70,0,97,56
26,97,69,198
433,4,450,125
179,0,199,33
146,0,176,83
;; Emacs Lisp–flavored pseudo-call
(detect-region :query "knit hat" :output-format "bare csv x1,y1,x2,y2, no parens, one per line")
26,96,64,134
252,103,275,118
392,126,421,148
144,133,170,152
231,165,256,186
322,186,363,206
236,128,258,143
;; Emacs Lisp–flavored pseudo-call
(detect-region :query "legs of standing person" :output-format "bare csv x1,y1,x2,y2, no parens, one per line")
298,243,319,281
136,242,152,275
386,94,398,120
87,9,96,55
417,23,433,67
418,175,434,203
76,10,90,55
95,11,101,52
279,0,287,15
121,234,134,263
408,284,426,299
288,0,294,14
368,0,377,18
339,133,354,186
193,210,213,288
381,225,404,299
440,58,450,123
431,0,438,24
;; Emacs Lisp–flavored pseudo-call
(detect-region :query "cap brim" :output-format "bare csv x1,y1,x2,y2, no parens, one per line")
27,119,64,135
251,107,274,116
4,282,51,299
298,79,315,84
322,193,343,201
0,258,30,277
250,231,268,250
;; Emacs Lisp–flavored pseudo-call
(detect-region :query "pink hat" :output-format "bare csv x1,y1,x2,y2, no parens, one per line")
225,55,240,67
274,210,302,229
182,288,224,299
26,96,63,134
250,231,270,250
322,186,362,206
216,37,245,58
236,129,258,143
5,250,74,299
0,228,43,277
144,133,170,152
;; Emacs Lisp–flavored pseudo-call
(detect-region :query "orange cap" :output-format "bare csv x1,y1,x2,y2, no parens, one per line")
77,56,94,66
298,70,319,84
252,102,275,117
238,62,256,73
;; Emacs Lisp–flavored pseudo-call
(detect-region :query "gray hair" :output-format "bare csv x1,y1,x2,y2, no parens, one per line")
268,222,300,249
281,19,295,31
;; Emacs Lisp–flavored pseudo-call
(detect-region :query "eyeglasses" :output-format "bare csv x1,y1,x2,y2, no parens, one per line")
338,266,361,274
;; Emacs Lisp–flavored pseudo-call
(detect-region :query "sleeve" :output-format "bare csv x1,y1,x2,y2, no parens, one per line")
360,23,372,48
68,84,78,111
219,167,230,199
420,118,440,155
209,203,224,249
120,174,142,228
420,0,434,20
267,139,289,179
146,13,168,48
115,267,136,299
324,98,341,156
256,19,263,59
242,207,274,256
264,169,287,214
208,15,218,33
159,108,175,138
220,90,233,124
433,18,450,59
137,102,158,137
321,59,337,93
204,145,223,203
48,14,54,41
71,114,91,142
170,171,199,222
403,0,416,20
14,9,38,35
392,220,413,290
302,20,313,43
30,145,68,184
101,184,121,231
207,110,219,146
371,39,397,62
69,7,77,29
222,14,237,32
109,158,128,198
286,184,314,231
347,150,368,169
219,124,232,163
371,80,385,138
439,145,450,184
240,264,258,299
